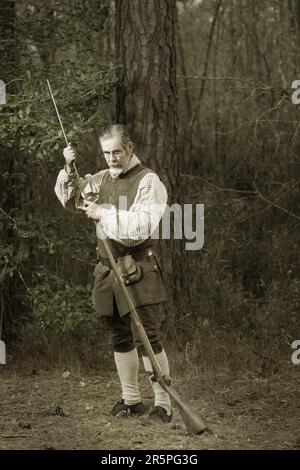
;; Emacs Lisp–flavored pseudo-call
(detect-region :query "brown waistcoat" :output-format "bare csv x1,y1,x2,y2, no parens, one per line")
92,164,167,317
96,164,154,259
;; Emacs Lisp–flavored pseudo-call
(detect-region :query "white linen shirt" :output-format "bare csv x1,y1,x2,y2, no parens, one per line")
54,154,168,247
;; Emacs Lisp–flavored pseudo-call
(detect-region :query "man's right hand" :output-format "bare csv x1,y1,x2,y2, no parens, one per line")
63,144,76,174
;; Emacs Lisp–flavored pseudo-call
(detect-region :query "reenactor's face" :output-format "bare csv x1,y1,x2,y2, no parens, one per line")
101,136,133,172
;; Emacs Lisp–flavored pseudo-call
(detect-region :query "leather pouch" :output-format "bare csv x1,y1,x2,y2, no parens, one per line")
115,255,142,286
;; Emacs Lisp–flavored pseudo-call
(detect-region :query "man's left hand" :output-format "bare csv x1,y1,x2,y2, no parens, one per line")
83,200,101,221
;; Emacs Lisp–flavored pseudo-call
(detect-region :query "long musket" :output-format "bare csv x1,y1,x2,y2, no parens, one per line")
47,80,208,435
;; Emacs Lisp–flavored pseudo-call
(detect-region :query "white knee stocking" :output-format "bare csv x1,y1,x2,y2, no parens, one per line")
142,349,172,415
114,349,141,405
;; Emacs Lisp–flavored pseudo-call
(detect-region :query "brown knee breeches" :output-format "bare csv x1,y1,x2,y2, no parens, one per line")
102,298,164,354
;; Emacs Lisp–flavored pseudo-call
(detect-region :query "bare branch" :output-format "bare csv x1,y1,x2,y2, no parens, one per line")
181,173,256,194
253,180,300,221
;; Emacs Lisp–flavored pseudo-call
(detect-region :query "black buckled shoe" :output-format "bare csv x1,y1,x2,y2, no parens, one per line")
142,406,172,424
111,399,147,417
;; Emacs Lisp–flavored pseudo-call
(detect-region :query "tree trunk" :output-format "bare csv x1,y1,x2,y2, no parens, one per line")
115,0,178,194
115,0,185,318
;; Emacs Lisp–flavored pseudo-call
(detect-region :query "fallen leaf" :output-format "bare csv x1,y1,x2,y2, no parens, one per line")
61,371,71,379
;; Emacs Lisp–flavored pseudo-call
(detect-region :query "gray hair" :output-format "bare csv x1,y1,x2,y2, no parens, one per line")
99,124,132,149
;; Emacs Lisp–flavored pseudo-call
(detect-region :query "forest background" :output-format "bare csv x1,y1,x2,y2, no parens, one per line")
1,0,299,373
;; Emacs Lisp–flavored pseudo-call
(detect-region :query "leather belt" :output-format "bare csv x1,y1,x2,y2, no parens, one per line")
98,246,157,269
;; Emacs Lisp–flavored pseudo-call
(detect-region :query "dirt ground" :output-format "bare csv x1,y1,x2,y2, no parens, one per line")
0,357,299,450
